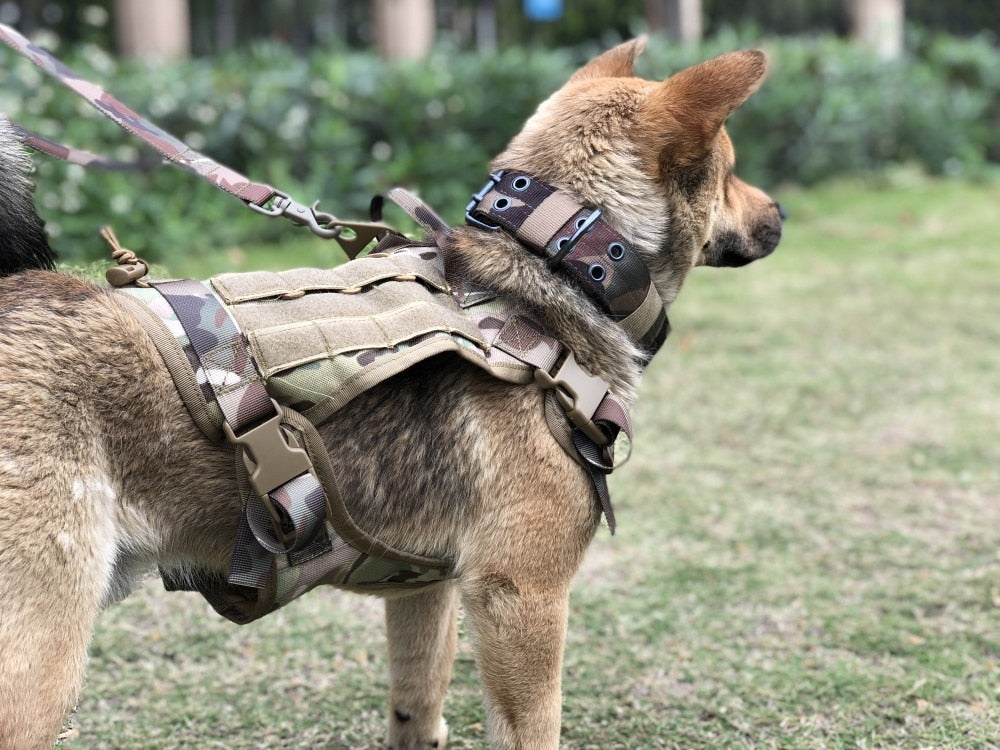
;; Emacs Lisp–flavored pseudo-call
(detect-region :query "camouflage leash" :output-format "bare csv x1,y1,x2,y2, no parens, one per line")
0,22,395,258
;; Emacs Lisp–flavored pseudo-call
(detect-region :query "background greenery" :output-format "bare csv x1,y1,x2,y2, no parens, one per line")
2,29,998,264
72,175,999,748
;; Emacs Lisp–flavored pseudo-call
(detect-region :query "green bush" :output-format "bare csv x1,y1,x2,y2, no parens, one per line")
1,30,997,262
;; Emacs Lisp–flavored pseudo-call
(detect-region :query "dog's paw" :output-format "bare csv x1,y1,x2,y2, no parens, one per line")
388,715,448,749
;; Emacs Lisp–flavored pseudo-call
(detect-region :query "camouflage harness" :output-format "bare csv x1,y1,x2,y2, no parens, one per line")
110,178,666,624
1,24,670,624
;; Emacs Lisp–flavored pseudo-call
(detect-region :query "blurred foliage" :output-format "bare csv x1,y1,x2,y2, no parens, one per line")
1,28,998,263
7,0,996,54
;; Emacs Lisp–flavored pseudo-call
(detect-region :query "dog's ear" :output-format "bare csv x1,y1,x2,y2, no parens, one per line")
642,49,767,165
570,36,648,82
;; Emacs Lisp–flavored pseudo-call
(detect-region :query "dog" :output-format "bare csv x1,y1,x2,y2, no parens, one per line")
0,38,781,749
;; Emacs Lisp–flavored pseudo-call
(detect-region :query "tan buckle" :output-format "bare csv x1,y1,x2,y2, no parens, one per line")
222,400,313,498
534,351,610,446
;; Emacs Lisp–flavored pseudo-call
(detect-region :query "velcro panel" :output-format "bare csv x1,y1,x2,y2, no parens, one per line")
212,250,449,304
237,281,487,378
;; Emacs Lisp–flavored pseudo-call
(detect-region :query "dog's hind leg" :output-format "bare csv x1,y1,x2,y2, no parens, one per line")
385,581,458,750
0,458,117,749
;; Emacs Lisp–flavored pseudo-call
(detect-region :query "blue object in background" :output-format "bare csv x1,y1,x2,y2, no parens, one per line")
524,0,563,22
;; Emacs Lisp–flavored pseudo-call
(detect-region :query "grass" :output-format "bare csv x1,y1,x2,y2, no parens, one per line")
71,173,999,748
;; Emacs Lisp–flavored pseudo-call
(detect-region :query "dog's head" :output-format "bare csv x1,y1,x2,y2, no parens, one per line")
492,38,782,305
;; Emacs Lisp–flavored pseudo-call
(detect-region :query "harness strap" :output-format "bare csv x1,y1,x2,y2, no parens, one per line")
386,187,634,531
147,280,329,567
129,280,451,622
466,170,670,358
383,187,453,248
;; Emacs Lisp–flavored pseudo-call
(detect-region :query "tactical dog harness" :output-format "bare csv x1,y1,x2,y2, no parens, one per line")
112,176,668,624
0,24,671,624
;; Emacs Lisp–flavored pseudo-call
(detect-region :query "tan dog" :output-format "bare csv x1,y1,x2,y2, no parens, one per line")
0,39,781,749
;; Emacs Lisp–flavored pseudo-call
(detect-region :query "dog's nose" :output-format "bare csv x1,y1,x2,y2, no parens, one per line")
775,202,787,222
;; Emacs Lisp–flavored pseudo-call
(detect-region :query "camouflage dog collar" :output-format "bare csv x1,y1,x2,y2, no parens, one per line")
466,170,670,358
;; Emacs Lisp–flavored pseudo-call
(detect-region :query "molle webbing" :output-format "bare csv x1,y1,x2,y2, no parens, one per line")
466,171,669,357
209,246,567,426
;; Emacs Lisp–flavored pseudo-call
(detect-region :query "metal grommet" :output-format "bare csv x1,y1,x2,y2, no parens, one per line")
607,242,626,260
511,175,531,191
493,196,511,211
589,264,606,282
576,216,588,229
557,236,569,249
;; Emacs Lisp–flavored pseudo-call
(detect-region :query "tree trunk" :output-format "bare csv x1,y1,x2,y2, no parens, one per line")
475,0,498,54
114,0,190,61
214,0,236,52
848,0,904,59
645,0,702,44
374,0,435,62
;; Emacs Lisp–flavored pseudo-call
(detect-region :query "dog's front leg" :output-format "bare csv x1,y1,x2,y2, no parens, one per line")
385,581,459,749
461,576,569,749
0,465,112,749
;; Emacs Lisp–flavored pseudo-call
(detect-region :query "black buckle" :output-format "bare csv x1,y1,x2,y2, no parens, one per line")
548,207,602,268
465,170,505,230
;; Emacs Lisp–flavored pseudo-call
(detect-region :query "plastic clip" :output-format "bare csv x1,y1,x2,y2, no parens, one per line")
222,400,313,499
534,351,611,446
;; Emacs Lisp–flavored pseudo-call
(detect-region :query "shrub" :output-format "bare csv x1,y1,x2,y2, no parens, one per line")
0,30,996,262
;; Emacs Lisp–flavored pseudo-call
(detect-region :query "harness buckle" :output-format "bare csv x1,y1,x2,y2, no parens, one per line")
222,400,314,499
465,170,505,230
534,352,611,446
548,208,602,268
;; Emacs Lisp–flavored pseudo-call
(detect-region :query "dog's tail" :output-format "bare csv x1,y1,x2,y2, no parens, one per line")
0,117,56,276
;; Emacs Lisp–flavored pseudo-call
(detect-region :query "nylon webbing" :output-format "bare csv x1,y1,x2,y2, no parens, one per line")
148,280,330,587
466,170,670,357
0,23,276,205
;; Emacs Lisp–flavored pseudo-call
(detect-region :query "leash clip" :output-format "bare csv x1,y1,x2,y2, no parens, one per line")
248,191,343,239
249,192,396,257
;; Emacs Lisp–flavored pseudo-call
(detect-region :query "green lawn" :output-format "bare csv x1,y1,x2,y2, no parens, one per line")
73,175,999,748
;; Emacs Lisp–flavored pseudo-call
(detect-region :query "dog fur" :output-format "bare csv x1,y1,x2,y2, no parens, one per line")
0,39,781,749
